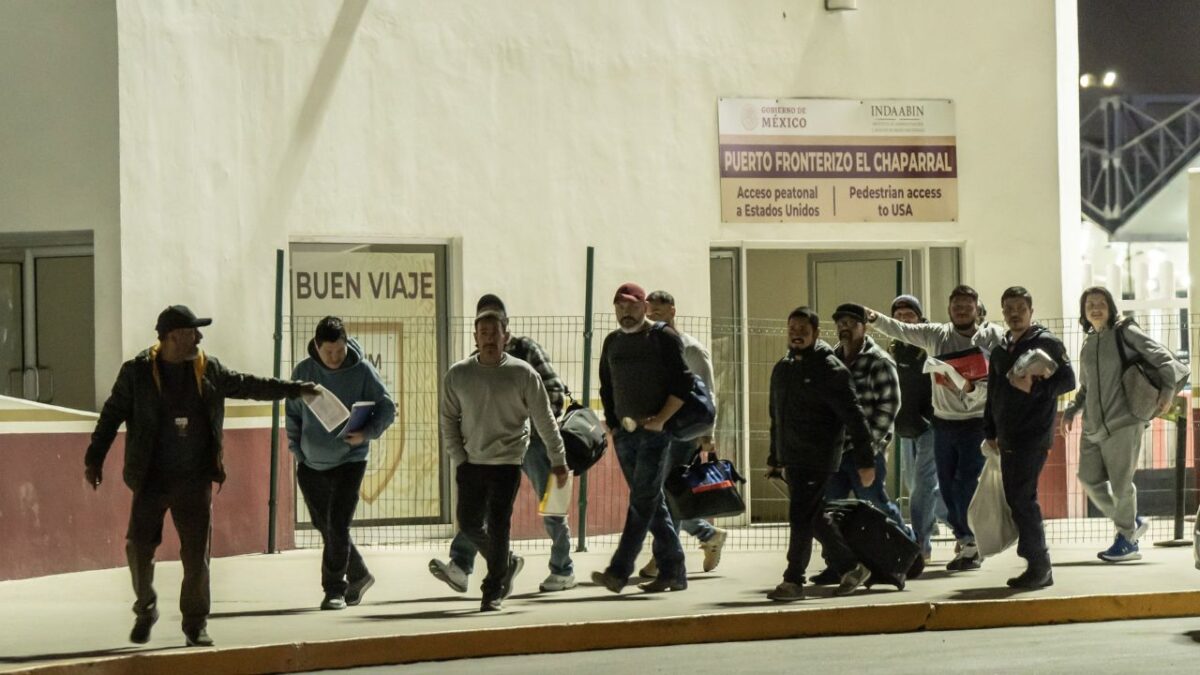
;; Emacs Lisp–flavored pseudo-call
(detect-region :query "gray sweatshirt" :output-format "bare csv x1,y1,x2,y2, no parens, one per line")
870,314,1005,421
1064,320,1188,442
439,354,567,467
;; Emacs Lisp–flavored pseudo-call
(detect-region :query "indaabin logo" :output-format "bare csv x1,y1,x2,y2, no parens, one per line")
741,104,759,131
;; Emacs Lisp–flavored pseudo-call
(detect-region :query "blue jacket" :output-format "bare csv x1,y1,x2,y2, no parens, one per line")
285,338,397,470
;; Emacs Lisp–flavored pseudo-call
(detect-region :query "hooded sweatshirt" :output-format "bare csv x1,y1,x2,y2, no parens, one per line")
870,314,1005,423
1064,319,1188,442
285,338,397,470
983,325,1076,452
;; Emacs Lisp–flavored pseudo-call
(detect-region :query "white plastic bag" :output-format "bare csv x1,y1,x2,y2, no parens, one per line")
967,442,1018,558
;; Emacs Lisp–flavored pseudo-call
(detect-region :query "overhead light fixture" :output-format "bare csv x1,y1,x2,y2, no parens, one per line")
1102,71,1118,87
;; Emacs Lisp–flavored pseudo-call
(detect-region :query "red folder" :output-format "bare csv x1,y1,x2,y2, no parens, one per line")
935,346,989,385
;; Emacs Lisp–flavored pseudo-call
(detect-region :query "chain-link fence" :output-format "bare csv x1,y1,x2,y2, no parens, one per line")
287,311,1198,553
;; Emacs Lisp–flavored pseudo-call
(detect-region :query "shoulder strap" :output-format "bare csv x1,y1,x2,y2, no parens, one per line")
1113,320,1135,369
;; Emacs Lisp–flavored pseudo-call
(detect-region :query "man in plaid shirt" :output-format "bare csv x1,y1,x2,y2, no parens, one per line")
429,294,576,595
812,303,910,595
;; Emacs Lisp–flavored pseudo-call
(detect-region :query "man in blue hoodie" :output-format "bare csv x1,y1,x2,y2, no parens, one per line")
286,316,397,610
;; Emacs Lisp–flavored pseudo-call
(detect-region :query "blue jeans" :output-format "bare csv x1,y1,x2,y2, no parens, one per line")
899,429,947,556
932,420,987,542
825,450,908,528
449,434,573,576
667,439,717,542
606,428,685,583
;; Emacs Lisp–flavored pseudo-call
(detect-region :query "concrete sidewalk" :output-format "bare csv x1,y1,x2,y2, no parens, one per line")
2,539,1199,674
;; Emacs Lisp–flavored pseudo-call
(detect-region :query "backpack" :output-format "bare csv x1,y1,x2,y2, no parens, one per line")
649,322,717,441
559,398,607,473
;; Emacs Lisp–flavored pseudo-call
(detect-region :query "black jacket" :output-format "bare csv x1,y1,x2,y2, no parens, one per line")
890,340,934,439
983,326,1077,452
85,346,307,491
768,340,875,472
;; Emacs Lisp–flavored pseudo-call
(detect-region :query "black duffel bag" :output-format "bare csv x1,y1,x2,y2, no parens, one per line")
559,400,607,473
664,456,746,521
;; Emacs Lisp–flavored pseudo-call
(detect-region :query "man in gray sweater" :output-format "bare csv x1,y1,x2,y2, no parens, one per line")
439,310,568,612
866,285,1005,571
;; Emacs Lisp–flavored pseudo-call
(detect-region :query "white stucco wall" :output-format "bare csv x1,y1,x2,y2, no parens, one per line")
1,0,122,406
111,0,1079,374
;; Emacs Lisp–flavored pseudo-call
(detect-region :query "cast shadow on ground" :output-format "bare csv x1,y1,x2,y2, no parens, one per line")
1050,560,1153,567
209,607,322,619
523,592,656,604
1182,630,1200,644
0,645,184,664
363,595,466,606
911,569,955,581
941,586,1030,600
355,608,529,621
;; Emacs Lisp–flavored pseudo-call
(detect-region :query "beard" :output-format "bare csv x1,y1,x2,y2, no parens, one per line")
951,319,976,331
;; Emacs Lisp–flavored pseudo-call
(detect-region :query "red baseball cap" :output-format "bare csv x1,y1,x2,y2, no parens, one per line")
613,282,646,304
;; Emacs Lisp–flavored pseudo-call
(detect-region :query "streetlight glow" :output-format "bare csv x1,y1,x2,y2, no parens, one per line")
1102,70,1118,87
1080,73,1094,88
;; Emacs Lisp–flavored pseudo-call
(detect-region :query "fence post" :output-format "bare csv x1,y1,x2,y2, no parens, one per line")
1155,395,1191,547
267,249,285,554
576,246,595,552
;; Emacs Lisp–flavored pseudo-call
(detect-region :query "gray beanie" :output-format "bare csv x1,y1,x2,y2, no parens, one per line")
891,294,924,319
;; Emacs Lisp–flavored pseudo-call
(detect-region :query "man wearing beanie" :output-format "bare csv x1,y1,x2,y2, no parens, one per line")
887,295,948,562
430,294,577,594
865,286,1005,572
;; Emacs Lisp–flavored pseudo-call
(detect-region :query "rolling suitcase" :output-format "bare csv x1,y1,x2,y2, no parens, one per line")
824,499,921,589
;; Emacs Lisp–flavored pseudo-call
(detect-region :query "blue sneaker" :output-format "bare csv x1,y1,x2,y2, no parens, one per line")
1132,516,1149,543
1098,533,1141,562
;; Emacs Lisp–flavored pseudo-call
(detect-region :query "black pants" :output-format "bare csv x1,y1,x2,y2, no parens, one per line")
783,468,833,585
296,461,370,596
126,478,212,632
456,462,522,600
1000,445,1050,563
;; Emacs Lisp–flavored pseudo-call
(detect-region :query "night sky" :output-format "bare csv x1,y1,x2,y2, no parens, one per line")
1079,0,1200,96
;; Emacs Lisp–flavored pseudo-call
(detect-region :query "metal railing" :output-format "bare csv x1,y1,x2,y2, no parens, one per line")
287,312,1199,552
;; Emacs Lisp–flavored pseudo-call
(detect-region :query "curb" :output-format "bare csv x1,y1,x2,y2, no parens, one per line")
13,590,1200,674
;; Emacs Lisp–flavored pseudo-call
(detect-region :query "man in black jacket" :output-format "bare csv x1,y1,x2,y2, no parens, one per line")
84,305,317,647
888,295,946,562
765,307,876,602
983,287,1076,589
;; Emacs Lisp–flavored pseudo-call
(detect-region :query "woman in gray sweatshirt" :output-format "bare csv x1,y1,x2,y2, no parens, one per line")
1063,286,1188,563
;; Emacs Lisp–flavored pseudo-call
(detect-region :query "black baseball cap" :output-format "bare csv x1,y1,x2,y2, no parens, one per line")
155,305,212,334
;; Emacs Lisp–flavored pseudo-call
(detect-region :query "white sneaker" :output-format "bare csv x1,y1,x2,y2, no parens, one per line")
428,558,469,593
539,573,578,592
700,528,728,572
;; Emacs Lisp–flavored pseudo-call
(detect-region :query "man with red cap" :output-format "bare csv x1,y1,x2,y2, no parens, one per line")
85,305,318,647
592,283,695,594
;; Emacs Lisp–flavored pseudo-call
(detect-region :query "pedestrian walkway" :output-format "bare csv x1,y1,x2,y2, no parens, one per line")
2,540,1198,674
